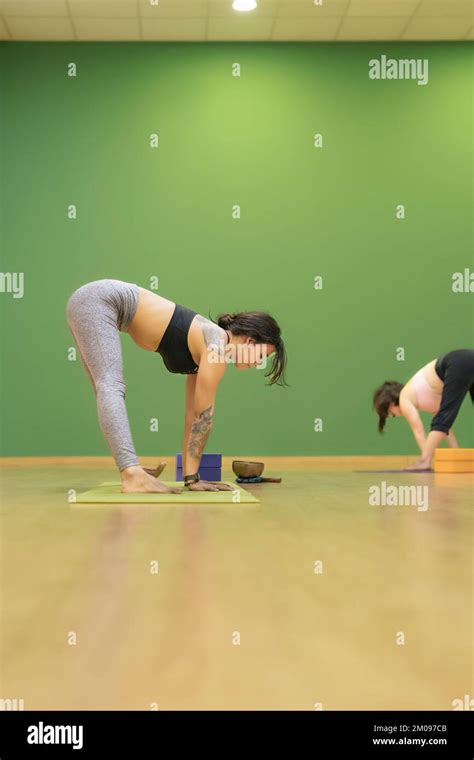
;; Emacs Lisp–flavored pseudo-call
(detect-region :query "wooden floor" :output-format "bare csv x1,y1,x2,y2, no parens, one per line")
0,457,472,710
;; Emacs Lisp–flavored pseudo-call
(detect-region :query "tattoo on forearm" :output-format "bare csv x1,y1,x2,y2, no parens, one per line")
188,405,213,458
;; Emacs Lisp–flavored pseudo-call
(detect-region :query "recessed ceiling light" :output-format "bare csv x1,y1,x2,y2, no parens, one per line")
232,0,258,11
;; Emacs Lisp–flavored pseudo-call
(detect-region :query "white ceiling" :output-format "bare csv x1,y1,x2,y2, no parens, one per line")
0,0,472,42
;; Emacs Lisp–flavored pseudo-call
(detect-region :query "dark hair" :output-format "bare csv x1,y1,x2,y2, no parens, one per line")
373,381,404,433
214,311,288,386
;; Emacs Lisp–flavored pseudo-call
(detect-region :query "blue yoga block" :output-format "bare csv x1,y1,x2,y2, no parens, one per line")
200,467,222,481
176,453,222,468
176,453,222,481
176,466,222,481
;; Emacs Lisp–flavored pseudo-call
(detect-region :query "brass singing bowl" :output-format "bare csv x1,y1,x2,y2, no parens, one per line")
232,460,265,478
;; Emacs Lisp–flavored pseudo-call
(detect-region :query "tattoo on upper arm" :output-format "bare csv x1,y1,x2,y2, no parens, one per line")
188,405,213,458
196,316,224,350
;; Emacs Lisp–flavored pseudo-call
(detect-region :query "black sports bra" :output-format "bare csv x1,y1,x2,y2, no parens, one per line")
155,303,199,375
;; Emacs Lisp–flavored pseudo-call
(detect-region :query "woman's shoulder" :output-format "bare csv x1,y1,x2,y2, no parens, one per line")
399,378,416,405
194,315,226,348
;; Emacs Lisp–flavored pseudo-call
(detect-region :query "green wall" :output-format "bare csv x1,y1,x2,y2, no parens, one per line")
0,41,472,457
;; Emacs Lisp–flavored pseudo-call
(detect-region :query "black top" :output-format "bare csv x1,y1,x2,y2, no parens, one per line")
156,303,199,375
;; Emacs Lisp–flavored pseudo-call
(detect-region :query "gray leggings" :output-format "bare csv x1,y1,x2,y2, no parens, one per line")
66,279,141,471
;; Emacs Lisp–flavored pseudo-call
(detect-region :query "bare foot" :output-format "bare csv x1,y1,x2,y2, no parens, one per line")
121,467,182,494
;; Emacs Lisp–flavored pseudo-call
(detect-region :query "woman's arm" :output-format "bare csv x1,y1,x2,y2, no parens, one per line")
406,430,446,470
402,399,444,471
400,397,427,453
182,374,197,476
184,355,227,486
183,351,233,491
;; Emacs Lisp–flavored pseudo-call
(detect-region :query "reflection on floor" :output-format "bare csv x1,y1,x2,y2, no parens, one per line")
1,457,472,710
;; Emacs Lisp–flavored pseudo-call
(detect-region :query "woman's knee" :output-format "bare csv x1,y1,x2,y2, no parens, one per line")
96,375,126,399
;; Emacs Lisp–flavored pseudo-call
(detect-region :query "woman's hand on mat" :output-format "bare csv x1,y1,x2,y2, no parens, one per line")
201,480,234,491
187,480,233,492
121,467,182,494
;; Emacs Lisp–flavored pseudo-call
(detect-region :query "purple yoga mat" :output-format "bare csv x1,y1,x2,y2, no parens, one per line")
356,469,434,473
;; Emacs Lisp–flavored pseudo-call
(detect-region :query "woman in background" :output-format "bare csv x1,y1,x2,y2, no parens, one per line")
373,349,474,470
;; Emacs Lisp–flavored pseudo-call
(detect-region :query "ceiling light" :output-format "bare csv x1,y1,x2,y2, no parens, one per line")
232,0,257,11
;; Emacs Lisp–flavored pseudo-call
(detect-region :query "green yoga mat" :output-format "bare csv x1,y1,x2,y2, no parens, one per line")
74,481,259,504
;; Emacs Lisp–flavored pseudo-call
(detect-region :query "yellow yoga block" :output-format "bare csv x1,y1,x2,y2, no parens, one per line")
434,448,474,462
434,460,474,473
